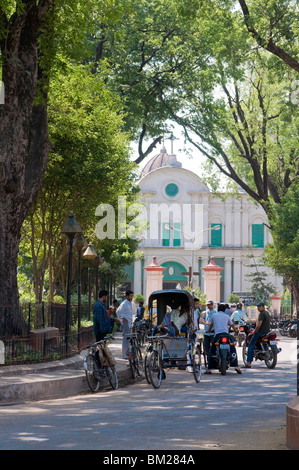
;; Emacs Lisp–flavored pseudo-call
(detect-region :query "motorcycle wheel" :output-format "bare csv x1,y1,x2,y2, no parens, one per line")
220,356,227,375
289,328,297,338
264,345,277,369
192,346,202,383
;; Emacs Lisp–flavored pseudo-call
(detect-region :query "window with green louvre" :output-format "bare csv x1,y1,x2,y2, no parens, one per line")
162,222,170,246
252,224,264,248
173,222,181,247
211,223,222,247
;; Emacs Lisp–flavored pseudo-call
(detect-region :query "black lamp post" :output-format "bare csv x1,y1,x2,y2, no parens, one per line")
92,254,103,300
61,213,83,355
83,243,97,319
74,234,87,341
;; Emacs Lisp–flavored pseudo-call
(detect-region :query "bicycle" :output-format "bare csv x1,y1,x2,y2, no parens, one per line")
83,337,118,392
146,336,164,388
126,333,143,379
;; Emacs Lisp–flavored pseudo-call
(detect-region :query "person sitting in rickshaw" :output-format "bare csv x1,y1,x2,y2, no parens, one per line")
171,305,190,336
153,309,176,336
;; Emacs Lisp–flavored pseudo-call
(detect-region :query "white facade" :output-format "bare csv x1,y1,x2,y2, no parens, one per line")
127,147,282,303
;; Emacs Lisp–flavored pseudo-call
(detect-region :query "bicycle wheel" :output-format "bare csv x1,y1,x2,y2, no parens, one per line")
144,352,151,384
105,366,119,390
148,350,163,389
192,346,202,383
129,345,143,378
84,354,101,393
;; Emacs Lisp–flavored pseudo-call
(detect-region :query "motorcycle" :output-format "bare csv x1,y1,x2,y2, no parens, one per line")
289,321,297,338
233,321,246,346
242,329,281,369
278,319,291,336
214,334,237,375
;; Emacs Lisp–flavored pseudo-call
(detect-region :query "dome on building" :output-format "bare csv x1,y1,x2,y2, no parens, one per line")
140,146,182,178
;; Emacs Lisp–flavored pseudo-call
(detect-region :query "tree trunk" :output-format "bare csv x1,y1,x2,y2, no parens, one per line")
0,2,53,335
290,281,299,318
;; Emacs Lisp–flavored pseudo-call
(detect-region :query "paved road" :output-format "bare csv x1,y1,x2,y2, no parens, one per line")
0,335,296,451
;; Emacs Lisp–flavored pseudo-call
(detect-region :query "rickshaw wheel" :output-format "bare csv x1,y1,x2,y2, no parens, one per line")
148,350,163,389
192,346,202,383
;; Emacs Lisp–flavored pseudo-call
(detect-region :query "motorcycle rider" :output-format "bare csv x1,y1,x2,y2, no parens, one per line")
244,301,271,368
231,303,248,324
205,303,242,374
201,300,216,365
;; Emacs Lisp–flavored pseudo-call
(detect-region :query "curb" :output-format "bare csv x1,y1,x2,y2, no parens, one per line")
0,334,140,405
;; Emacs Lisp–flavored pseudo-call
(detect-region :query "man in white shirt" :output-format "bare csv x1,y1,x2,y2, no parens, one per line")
231,303,248,324
206,304,242,374
116,290,134,359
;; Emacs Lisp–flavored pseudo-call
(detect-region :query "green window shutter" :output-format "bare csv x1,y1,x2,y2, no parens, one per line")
252,224,264,248
162,222,170,247
211,223,222,247
173,222,181,247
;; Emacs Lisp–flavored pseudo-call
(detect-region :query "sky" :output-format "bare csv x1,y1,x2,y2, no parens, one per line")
131,125,206,178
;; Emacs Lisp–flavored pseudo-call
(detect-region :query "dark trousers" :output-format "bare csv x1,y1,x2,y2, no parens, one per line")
208,333,238,369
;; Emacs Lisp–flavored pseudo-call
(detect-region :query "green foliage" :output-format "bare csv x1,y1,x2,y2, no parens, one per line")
17,272,36,303
228,293,240,304
264,184,299,283
184,286,206,306
134,294,145,303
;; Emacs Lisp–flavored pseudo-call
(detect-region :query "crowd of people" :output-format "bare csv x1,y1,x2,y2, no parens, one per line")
93,289,272,371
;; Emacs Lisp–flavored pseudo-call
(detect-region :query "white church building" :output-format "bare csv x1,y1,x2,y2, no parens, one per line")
123,146,282,304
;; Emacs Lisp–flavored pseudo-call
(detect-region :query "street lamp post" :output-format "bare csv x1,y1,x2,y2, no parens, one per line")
61,213,83,355
83,243,97,319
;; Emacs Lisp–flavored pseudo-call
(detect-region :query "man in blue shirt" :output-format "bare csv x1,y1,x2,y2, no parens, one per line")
93,290,112,341
201,300,216,363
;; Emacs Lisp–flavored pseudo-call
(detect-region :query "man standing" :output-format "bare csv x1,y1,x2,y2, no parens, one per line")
245,301,271,368
93,290,111,341
201,300,216,365
116,290,134,359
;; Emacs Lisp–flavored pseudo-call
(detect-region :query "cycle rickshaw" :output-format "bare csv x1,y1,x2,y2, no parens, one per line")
144,289,203,388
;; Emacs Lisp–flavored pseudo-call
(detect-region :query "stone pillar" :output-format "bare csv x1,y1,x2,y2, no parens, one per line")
286,397,299,449
201,257,224,303
200,256,209,293
144,257,166,303
270,293,282,318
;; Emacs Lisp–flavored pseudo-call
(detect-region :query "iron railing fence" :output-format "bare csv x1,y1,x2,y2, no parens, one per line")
0,302,95,365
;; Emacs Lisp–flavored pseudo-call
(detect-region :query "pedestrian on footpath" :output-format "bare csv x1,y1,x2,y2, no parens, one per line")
201,300,216,366
116,290,134,359
245,301,271,368
93,290,112,341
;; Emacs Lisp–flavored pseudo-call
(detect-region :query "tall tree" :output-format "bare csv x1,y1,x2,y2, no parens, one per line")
0,0,114,333
20,62,138,302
